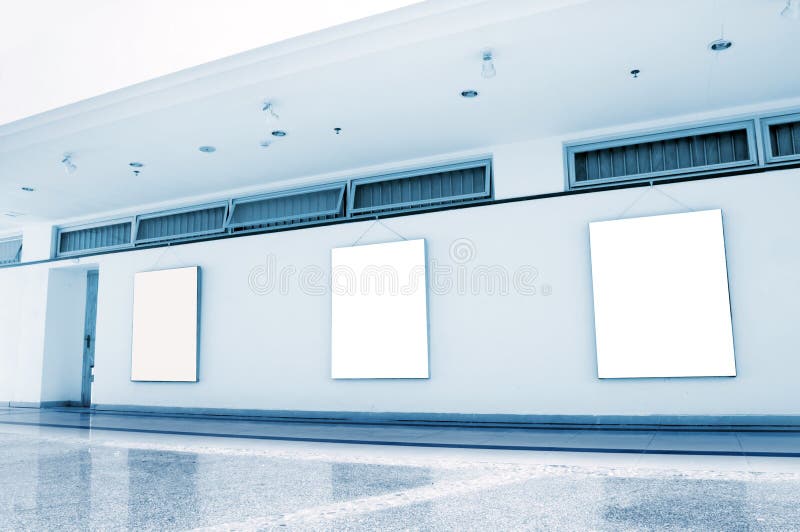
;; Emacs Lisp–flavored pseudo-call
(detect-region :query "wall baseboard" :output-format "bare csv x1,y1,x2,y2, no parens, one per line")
8,401,43,408
7,400,80,409
80,404,800,430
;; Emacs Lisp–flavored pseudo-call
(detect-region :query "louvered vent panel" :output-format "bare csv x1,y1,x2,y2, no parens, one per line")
0,238,22,265
570,123,755,187
228,184,345,233
58,222,131,256
350,162,491,216
136,205,226,244
768,120,800,159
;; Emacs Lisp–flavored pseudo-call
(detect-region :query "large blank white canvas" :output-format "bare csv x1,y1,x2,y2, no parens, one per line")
589,209,735,378
331,239,429,379
131,266,199,382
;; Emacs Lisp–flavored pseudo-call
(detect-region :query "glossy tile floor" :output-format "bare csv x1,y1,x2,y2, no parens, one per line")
1,408,799,530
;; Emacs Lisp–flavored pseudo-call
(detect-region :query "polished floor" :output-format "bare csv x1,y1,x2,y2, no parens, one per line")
1,408,799,530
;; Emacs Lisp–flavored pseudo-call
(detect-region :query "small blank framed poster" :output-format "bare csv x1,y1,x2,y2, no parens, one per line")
331,239,429,379
131,266,200,382
589,209,736,378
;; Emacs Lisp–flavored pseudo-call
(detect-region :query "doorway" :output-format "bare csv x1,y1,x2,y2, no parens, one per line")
80,271,99,407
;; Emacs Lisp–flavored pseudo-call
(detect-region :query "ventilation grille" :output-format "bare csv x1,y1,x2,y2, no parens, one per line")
349,161,491,217
228,184,345,233
767,119,800,161
0,237,22,265
568,122,756,188
135,204,227,245
58,221,132,256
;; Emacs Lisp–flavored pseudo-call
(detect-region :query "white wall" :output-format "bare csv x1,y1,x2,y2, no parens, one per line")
1,267,49,405
40,268,87,404
1,166,798,416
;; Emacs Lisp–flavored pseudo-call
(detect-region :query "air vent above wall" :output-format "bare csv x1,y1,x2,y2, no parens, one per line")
57,220,132,257
227,183,346,233
0,236,22,265
566,121,757,189
135,202,227,245
762,113,800,164
348,159,492,217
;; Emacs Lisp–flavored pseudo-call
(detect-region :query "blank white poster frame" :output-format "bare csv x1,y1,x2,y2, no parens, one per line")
589,209,736,379
130,266,200,382
331,239,429,379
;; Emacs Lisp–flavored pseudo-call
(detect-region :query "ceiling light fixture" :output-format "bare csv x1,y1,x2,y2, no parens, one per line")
334,127,342,135
259,140,271,148
461,89,479,98
198,146,216,153
630,69,641,79
4,211,24,217
21,186,35,192
709,38,733,51
262,101,279,121
481,50,496,79
782,0,800,19
129,162,144,177
61,153,77,175
271,130,287,137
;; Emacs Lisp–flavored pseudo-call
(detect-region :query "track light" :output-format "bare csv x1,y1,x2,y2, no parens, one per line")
61,153,77,175
782,0,800,19
481,50,496,79
262,101,279,122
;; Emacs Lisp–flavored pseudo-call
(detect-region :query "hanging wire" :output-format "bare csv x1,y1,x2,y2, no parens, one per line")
148,242,189,271
351,216,408,246
617,181,695,219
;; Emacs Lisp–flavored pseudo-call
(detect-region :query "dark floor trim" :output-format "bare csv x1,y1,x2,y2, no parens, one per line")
85,404,800,431
0,418,797,458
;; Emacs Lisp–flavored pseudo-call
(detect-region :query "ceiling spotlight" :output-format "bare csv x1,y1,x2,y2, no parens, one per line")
630,69,641,78
21,186,35,192
261,101,279,121
481,50,496,79
782,0,800,19
709,38,733,51
61,153,77,175
129,162,144,168
333,127,342,135
259,140,271,148
461,89,479,98
271,130,287,137
198,146,216,153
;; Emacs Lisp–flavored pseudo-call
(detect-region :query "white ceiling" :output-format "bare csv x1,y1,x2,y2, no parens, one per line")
1,0,799,230
0,0,423,125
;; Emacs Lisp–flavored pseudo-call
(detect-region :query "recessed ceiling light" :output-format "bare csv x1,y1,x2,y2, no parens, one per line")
461,90,479,98
198,146,216,153
4,211,24,217
21,186,35,192
709,39,732,51
129,162,144,168
259,140,271,148
271,130,287,137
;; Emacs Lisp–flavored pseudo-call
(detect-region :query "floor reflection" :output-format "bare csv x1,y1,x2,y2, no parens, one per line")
0,424,798,530
331,462,433,501
127,449,199,530
602,477,749,530
31,446,92,530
